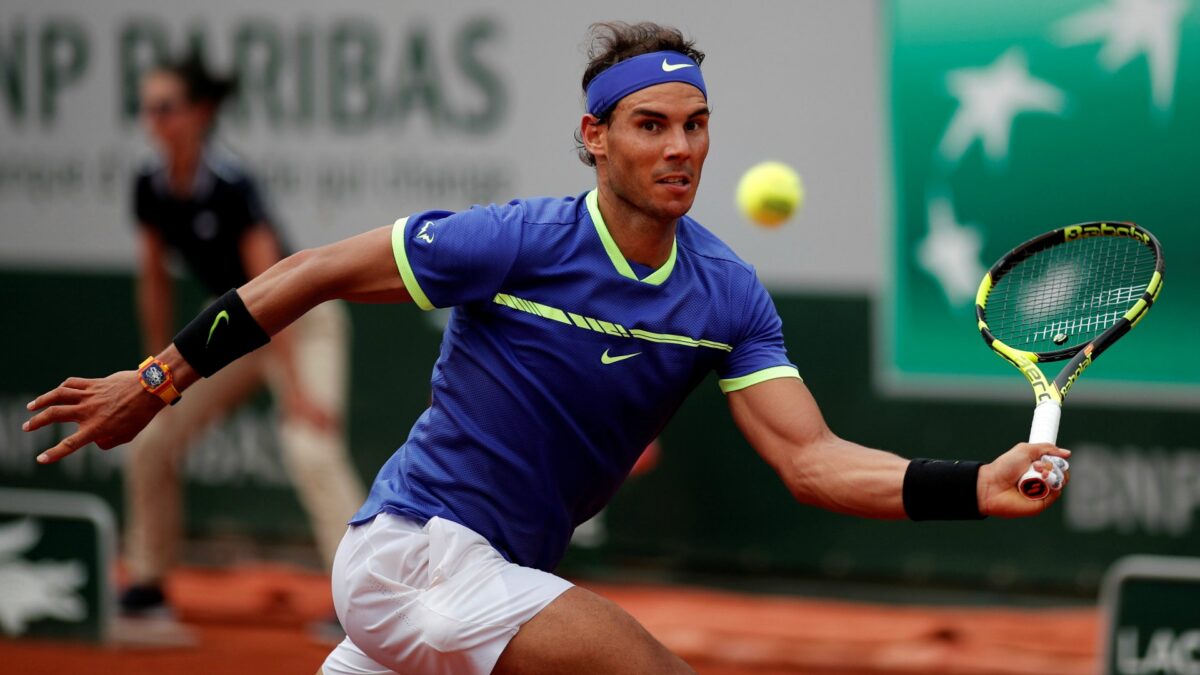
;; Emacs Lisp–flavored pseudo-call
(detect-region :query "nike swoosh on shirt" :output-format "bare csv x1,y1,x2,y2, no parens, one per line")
601,349,642,365
661,59,695,72
207,310,230,346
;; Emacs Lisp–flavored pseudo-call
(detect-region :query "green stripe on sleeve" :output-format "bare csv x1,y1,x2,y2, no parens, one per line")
718,366,802,394
391,218,435,311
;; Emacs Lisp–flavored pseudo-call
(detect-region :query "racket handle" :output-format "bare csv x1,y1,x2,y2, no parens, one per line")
1020,402,1065,500
1027,401,1061,445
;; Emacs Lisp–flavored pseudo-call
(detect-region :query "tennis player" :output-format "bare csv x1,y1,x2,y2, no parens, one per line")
24,22,1069,675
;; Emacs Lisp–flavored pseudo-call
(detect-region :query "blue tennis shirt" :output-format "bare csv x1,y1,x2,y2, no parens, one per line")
350,189,800,571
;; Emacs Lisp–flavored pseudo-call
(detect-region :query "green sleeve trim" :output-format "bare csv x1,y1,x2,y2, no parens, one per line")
585,189,677,286
718,365,802,394
391,217,436,311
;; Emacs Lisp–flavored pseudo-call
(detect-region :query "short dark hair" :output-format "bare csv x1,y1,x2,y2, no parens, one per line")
575,22,705,166
153,52,239,108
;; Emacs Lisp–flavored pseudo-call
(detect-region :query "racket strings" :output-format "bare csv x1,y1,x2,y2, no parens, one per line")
985,237,1156,355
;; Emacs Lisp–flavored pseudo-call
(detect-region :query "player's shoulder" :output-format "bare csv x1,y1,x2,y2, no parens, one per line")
427,192,586,238
133,154,164,191
677,215,757,277
202,145,258,191
512,192,588,226
449,192,585,229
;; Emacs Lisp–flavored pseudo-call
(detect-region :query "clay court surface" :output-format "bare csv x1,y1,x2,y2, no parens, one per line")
3,564,1099,674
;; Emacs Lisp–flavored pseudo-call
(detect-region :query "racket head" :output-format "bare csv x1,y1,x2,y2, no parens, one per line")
976,222,1164,366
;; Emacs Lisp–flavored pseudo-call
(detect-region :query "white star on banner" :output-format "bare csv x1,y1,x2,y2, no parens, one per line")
917,196,986,307
1055,0,1190,113
938,48,1067,165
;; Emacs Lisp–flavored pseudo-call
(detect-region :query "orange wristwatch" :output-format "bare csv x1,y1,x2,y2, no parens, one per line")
137,356,182,406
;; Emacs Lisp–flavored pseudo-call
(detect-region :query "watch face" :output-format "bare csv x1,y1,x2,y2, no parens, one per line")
142,364,166,388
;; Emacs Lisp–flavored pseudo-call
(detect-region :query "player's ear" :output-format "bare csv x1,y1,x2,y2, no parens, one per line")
580,114,607,161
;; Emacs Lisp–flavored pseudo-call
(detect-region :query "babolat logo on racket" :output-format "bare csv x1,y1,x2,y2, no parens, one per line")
1021,363,1055,404
1059,346,1095,398
1064,222,1151,244
996,346,1055,403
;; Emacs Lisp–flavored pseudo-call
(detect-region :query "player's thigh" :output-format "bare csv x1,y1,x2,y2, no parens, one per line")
321,635,395,675
492,586,694,675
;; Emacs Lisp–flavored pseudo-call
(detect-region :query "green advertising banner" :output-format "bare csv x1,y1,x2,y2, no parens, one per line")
887,0,1200,404
1101,556,1200,675
0,489,115,643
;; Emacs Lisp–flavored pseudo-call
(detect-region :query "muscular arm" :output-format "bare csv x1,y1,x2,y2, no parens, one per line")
25,225,409,462
728,377,1071,519
135,228,174,354
729,377,909,518
239,225,410,329
169,224,409,387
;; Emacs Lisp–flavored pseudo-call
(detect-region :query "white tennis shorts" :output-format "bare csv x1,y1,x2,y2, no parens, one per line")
320,512,573,675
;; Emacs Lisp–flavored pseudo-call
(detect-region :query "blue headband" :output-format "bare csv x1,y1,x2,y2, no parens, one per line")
585,51,706,116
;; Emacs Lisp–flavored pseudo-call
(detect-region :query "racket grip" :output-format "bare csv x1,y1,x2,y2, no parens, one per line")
1027,401,1061,445
1020,402,1064,500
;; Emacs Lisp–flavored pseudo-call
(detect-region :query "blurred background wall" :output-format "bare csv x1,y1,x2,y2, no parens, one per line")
2,0,1197,595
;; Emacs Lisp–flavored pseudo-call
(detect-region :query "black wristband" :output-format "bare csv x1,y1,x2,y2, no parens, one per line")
174,289,271,378
903,459,986,521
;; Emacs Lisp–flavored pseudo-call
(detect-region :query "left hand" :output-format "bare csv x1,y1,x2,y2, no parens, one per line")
977,442,1072,517
24,372,165,464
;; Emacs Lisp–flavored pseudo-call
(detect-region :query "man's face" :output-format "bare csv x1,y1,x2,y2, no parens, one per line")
588,82,710,222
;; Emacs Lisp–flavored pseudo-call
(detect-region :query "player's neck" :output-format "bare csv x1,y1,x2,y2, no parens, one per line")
165,142,203,197
595,188,676,270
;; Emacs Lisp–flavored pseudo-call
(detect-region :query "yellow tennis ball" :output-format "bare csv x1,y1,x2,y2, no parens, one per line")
736,161,804,227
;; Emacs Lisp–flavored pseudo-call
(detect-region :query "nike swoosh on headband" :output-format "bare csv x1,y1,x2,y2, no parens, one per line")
661,59,695,72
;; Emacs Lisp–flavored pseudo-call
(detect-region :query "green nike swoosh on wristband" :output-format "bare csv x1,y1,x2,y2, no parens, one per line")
207,310,230,346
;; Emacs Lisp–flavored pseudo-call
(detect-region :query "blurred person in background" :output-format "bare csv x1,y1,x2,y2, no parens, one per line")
121,54,364,641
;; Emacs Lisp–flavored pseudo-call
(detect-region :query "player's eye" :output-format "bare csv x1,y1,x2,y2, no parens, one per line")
640,120,660,132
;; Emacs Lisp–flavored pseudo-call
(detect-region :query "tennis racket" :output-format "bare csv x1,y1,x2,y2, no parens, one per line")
975,222,1164,500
